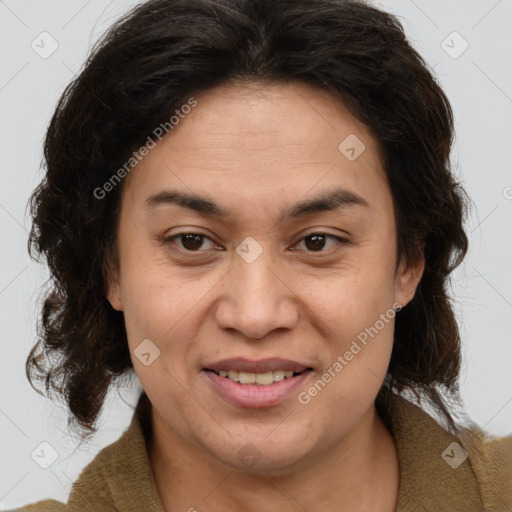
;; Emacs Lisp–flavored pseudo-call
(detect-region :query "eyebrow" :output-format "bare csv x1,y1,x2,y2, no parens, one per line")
144,187,369,222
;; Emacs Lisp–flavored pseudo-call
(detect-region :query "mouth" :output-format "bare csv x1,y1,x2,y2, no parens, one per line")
203,368,311,386
202,357,314,408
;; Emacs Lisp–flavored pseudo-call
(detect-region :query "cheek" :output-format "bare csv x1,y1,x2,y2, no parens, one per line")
302,291,396,428
118,267,205,408
117,229,204,335
296,245,397,336
118,256,222,375
293,241,397,398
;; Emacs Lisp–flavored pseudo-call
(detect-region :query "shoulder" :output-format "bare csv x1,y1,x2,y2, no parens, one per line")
65,406,163,511
384,392,512,511
8,500,67,511
64,418,140,510
457,426,512,511
11,415,144,512
11,395,162,512
10,499,116,512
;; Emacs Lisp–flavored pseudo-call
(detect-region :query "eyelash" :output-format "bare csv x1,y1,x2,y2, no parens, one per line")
158,231,350,255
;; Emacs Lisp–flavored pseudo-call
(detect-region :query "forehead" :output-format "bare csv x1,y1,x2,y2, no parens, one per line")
122,81,389,213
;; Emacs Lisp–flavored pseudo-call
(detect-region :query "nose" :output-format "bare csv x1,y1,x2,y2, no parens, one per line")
214,245,300,340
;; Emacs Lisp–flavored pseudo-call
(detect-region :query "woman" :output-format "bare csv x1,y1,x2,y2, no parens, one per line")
16,0,511,510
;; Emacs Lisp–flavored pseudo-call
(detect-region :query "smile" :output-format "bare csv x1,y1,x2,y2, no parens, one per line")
202,359,313,408
208,369,305,385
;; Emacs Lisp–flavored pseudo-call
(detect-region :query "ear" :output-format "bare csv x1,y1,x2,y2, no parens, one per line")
105,260,123,311
106,279,123,311
394,251,425,308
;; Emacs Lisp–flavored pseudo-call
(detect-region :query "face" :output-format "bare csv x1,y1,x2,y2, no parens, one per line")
107,81,424,474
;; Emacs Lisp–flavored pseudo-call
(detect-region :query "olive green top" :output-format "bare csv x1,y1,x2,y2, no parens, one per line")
12,392,512,511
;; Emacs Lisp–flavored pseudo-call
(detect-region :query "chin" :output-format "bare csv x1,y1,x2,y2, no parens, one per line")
205,428,318,475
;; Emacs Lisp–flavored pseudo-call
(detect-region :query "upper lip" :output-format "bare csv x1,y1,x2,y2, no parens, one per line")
204,357,312,374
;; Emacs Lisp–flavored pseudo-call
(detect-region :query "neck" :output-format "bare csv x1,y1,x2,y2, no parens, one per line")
148,403,400,512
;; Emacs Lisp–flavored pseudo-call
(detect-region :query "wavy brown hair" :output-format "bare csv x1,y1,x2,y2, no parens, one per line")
27,0,469,440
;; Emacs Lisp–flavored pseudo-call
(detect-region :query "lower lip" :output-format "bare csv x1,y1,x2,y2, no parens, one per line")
203,370,312,408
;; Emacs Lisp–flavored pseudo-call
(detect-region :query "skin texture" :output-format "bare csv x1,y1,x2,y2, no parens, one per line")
107,81,425,511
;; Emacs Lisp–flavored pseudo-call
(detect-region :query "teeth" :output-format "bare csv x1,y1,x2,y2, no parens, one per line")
239,371,256,384
255,372,274,385
273,370,285,382
215,369,296,385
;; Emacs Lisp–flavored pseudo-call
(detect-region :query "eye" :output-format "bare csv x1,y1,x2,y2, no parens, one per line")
162,232,218,252
293,232,348,252
159,231,349,254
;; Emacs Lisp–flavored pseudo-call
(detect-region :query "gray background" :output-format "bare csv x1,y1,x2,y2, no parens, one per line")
1,0,511,508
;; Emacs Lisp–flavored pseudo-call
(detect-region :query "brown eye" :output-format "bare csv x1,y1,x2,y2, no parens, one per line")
181,234,206,250
165,233,216,252
295,233,347,252
304,233,328,251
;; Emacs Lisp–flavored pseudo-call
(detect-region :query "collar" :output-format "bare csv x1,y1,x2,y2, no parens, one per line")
68,392,510,511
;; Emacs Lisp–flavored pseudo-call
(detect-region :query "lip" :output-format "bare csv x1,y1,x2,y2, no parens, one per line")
203,368,312,408
204,357,312,374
